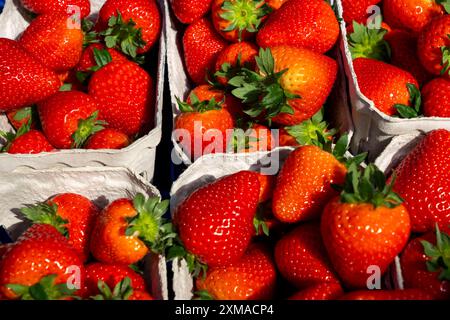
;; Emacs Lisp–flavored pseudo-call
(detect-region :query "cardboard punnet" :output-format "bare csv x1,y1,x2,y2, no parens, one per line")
164,0,354,167
0,166,169,300
0,0,166,181
336,0,450,160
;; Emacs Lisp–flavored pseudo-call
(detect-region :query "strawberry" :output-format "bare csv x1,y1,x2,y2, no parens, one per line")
256,0,339,54
6,107,35,131
278,128,299,147
174,92,235,160
340,289,434,300
385,30,433,86
272,136,350,223
422,77,450,117
90,194,171,265
187,85,243,117
321,164,411,289
230,47,337,126
84,263,146,298
75,44,126,73
97,0,161,55
0,38,61,112
257,173,275,204
196,244,277,300
183,18,228,84
341,0,382,24
417,15,450,78
38,90,106,149
289,282,344,300
266,0,288,10
392,129,450,233
21,193,99,262
275,223,340,288
401,226,450,300
383,0,447,33
1,127,54,155
214,41,258,86
0,224,84,300
88,60,154,136
85,129,130,150
229,124,274,153
20,0,91,18
90,276,152,300
211,0,271,42
174,171,260,269
353,58,420,117
19,14,84,73
171,0,212,24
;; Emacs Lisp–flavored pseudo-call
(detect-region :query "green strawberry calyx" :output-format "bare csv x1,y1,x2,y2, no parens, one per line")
214,54,249,88
0,118,33,152
219,0,272,41
91,277,135,300
336,163,404,208
100,11,146,62
20,202,69,237
394,83,422,119
229,47,299,123
76,49,113,84
436,1,450,14
285,108,337,148
227,121,261,153
82,19,100,47
7,274,77,300
348,21,391,62
421,224,450,281
125,194,176,255
167,242,208,279
440,35,450,77
193,290,215,300
71,110,107,149
253,205,270,237
176,92,223,113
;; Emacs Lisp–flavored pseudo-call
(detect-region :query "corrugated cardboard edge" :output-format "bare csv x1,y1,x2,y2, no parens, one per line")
0,0,167,181
0,166,169,300
336,0,450,157
164,0,354,167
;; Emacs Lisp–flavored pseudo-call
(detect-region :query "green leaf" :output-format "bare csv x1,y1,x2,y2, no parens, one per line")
440,38,450,76
13,107,32,122
20,202,69,237
437,0,450,14
394,104,419,118
92,48,113,68
194,290,214,300
59,83,72,92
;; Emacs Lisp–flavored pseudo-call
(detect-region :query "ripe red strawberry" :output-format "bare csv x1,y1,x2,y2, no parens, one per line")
383,0,446,33
266,0,288,10
0,38,61,112
89,60,154,136
340,289,434,300
256,173,275,204
321,164,411,289
90,194,170,265
0,224,84,300
174,92,235,160
278,128,299,147
257,0,339,54
171,0,213,24
275,223,340,288
385,30,433,86
341,0,382,24
353,58,420,117
20,0,91,18
97,0,161,54
401,226,450,300
84,263,146,298
289,282,344,300
196,244,277,300
85,129,130,150
272,141,348,223
6,107,35,131
417,15,450,78
175,171,260,268
211,0,271,42
5,130,54,155
19,14,83,73
214,41,258,86
183,18,228,84
38,90,105,149
230,47,337,126
75,44,126,73
187,85,243,117
21,193,99,262
422,77,450,117
392,129,450,233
